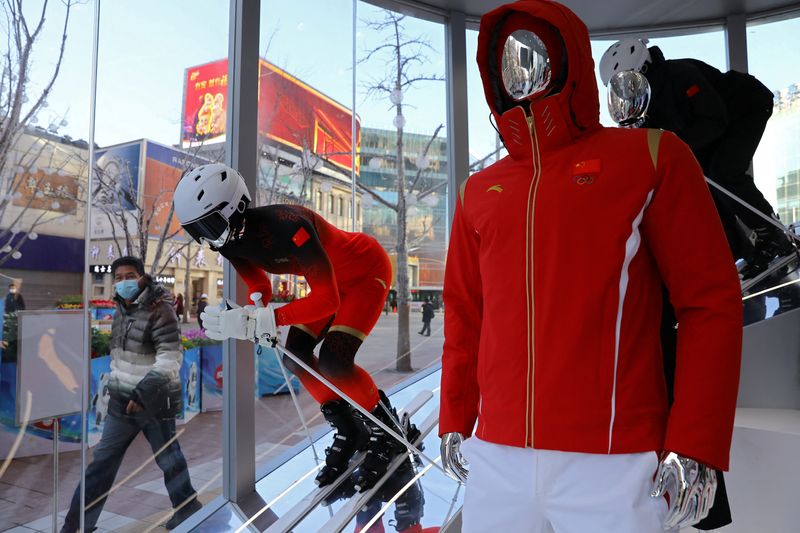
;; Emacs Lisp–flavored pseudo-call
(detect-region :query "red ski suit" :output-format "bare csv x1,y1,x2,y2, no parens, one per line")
439,0,742,472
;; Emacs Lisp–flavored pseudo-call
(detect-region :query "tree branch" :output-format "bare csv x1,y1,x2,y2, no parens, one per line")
356,181,397,212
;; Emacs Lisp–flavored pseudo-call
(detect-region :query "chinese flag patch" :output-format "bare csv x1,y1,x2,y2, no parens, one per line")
292,227,310,247
573,159,601,174
686,84,701,97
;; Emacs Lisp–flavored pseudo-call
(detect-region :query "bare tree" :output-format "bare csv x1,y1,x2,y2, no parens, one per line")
0,0,78,266
359,10,444,371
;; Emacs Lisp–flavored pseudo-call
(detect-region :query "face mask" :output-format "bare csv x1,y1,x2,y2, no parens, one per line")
9,288,16,294
115,279,141,300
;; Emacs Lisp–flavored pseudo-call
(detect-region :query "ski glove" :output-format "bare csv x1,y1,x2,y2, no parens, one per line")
201,302,277,343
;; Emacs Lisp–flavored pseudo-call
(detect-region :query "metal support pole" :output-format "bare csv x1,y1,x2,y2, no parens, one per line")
445,10,470,236
725,14,749,73
81,1,102,531
223,0,260,504
351,0,358,231
52,418,59,533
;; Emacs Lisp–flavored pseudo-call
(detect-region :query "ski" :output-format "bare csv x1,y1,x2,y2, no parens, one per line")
264,390,434,533
741,253,799,293
315,409,439,533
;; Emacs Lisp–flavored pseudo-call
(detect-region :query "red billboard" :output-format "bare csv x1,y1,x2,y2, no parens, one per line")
182,59,360,173
182,60,228,147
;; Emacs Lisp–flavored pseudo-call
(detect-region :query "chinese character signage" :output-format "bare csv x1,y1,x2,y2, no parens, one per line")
92,264,113,274
11,168,80,214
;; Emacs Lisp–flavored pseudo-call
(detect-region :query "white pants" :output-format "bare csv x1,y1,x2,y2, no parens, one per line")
461,437,673,533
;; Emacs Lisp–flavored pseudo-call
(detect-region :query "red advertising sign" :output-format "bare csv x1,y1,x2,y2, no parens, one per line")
182,59,360,173
182,60,228,147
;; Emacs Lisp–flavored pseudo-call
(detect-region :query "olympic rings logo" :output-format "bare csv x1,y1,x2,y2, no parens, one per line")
573,175,595,185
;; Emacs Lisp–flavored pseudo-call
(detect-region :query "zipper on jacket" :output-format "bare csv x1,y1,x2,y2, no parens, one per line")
525,112,542,448
123,319,134,352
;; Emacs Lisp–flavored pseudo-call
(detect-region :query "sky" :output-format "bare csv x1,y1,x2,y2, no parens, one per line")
19,1,800,171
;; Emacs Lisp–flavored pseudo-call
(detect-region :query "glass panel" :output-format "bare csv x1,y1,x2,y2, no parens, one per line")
750,16,800,228
746,15,800,320
357,2,449,369
467,28,505,173
0,1,92,530
63,2,229,531
252,0,358,476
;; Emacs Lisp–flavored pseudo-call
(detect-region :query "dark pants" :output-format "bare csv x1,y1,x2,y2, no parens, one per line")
62,414,196,532
419,319,431,336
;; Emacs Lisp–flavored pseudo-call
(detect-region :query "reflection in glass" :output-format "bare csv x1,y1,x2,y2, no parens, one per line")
0,0,93,530
750,16,800,227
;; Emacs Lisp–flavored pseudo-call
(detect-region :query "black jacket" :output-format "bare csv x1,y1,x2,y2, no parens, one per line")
643,46,773,161
4,292,25,313
107,278,183,419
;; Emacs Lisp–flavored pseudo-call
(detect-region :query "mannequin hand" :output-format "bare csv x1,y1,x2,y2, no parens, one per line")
201,303,256,341
651,452,717,529
440,432,469,483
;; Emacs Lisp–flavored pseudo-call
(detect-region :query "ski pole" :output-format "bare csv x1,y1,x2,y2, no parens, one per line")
706,177,800,243
251,292,322,466
259,332,448,477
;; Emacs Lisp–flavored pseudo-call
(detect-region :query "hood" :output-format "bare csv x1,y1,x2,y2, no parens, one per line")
477,0,601,156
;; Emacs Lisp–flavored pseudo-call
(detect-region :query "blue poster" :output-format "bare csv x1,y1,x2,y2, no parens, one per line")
200,344,223,412
94,142,141,211
180,348,201,421
256,345,300,396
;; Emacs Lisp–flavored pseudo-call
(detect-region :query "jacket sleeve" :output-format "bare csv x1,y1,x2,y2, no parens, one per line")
227,256,273,303
439,187,482,437
640,130,742,471
671,60,728,152
133,301,183,410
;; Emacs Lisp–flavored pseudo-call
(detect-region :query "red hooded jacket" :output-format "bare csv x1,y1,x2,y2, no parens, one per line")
439,0,742,471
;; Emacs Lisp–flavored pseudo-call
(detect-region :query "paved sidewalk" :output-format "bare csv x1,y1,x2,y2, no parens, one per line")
1,312,444,532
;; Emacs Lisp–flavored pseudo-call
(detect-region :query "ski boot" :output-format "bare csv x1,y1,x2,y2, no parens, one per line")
774,283,800,316
389,458,425,532
315,399,368,487
740,222,797,280
353,390,421,492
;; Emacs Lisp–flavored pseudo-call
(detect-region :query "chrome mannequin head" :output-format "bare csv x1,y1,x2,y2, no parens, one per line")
607,70,651,128
501,30,554,101
489,13,568,116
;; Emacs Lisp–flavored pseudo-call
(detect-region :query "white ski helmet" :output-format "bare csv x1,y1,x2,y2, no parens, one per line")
599,38,651,86
173,163,251,248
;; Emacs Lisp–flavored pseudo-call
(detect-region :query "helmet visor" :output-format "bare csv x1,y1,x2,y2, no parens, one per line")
182,210,230,248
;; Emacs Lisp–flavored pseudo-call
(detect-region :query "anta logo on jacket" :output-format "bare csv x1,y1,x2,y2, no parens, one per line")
439,0,742,472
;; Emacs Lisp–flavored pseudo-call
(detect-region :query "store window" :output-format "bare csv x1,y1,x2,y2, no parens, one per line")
0,0,93,529
467,28,504,172
749,16,800,226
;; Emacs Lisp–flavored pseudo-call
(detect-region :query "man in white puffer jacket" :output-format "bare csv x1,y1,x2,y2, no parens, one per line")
61,257,202,532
